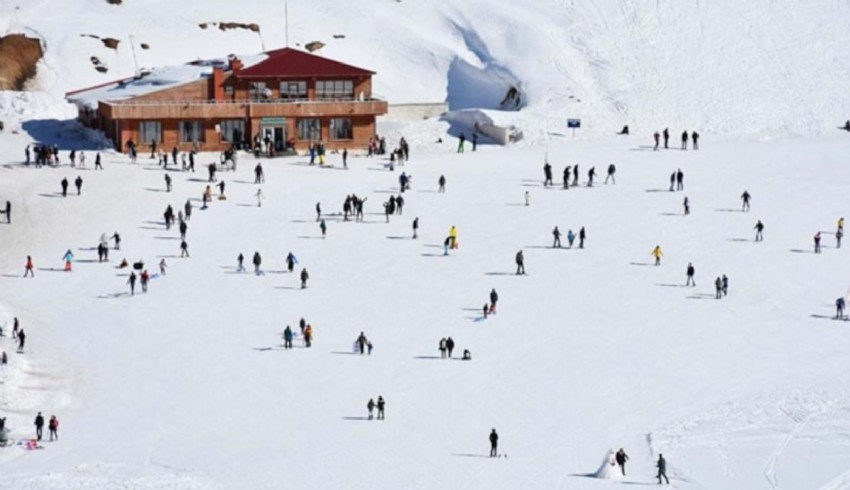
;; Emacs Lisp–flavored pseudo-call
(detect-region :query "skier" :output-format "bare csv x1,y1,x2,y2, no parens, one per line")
140,270,150,293
490,288,498,314
587,167,596,187
458,133,465,153
367,398,375,420
715,276,723,299
579,227,586,249
253,252,262,275
616,448,629,476
446,337,455,358
652,245,664,266
543,162,553,187
128,271,137,295
283,325,293,349
515,250,526,275
12,317,18,339
683,196,690,215
676,169,684,191
34,412,44,441
376,396,385,420
489,429,499,457
320,219,327,238
62,249,74,272
439,337,448,358
605,164,616,184
412,217,419,239
553,226,562,248
24,255,34,278
656,454,670,484
180,240,189,258
686,262,695,286
74,176,83,195
681,130,689,150
567,229,576,248
741,190,751,211
165,173,172,192
61,177,68,197
663,128,670,149
839,217,845,234
300,268,309,289
754,220,765,241
438,175,446,193
837,297,846,320
815,232,822,253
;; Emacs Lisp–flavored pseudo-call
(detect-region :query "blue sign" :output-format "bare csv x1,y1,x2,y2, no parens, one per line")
567,118,581,129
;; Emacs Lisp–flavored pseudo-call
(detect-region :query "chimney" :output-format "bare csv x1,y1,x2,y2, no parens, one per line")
211,67,225,100
229,57,244,72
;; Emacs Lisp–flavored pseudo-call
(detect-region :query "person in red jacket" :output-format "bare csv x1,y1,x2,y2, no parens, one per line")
24,256,34,278
48,415,59,441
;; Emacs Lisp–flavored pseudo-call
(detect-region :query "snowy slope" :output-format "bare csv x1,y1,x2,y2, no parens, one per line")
3,125,850,488
3,0,850,140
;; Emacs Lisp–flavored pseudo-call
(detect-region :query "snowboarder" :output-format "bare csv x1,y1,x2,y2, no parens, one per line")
438,175,446,193
652,245,664,266
128,271,136,295
616,449,629,476
686,262,695,286
815,232,822,253
24,255,34,278
656,454,669,484
515,250,526,275
754,220,765,241
837,297,846,320
376,396,385,420
489,429,499,457
34,412,44,441
741,190,751,211
253,252,262,275
300,268,309,288
605,164,616,184
490,288,498,314
683,196,690,215
74,176,83,195
553,226,562,248
61,177,69,197
62,249,74,272
412,217,419,239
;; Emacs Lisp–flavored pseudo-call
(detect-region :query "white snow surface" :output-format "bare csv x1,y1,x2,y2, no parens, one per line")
3,0,850,140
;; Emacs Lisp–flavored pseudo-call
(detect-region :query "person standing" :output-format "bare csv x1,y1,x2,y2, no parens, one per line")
61,177,69,197
543,162,553,187
283,325,293,349
815,232,822,253
439,337,448,358
653,132,660,151
300,268,309,289
605,163,616,184
63,249,74,272
159,258,167,276
47,414,59,442
180,240,189,258
127,271,137,295
24,255,34,278
754,220,765,241
722,274,729,296
656,454,670,484
320,219,327,238
94,152,102,170
567,229,576,248
837,229,844,249
515,250,526,275
412,217,419,239
438,175,446,193
4,200,9,224
449,226,458,249
652,245,664,266
253,252,262,275
837,297,846,320
256,188,264,207
686,262,695,286
357,332,368,354
303,324,313,347
490,288,498,314
579,226,586,249
472,132,478,151
315,202,322,222
715,276,723,299
563,166,571,189
525,190,530,206
17,328,26,352
74,176,83,195
34,412,45,441
553,226,562,248
458,133,466,153
367,398,375,420
376,396,385,420
681,130,689,150
587,166,596,187
662,128,669,149
140,270,150,293
446,337,455,358
683,196,690,215
615,448,629,476
676,169,684,191
692,131,699,150
489,429,499,457
573,164,579,187
342,148,348,169
165,173,172,192
741,190,751,211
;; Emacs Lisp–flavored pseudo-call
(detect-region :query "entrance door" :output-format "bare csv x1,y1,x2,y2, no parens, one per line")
273,127,286,152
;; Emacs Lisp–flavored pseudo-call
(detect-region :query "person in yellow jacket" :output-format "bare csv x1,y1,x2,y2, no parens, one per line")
449,226,458,249
651,245,663,266
838,217,845,234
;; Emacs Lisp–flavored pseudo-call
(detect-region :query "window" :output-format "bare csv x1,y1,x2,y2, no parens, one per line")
297,118,321,140
224,85,234,99
220,119,245,143
139,121,162,144
329,118,353,140
280,81,307,100
316,80,354,100
249,82,268,100
179,121,204,143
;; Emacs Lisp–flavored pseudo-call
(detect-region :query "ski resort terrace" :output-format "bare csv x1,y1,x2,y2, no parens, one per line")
99,97,388,120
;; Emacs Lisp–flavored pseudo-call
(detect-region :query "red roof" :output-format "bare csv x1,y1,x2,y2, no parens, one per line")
235,47,374,79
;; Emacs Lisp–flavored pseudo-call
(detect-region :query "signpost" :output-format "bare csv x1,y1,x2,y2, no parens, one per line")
567,118,581,137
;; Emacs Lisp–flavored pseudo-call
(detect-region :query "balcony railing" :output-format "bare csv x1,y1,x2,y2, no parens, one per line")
109,96,384,106
101,97,388,120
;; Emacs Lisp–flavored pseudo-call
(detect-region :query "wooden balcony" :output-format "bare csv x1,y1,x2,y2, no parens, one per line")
101,98,388,120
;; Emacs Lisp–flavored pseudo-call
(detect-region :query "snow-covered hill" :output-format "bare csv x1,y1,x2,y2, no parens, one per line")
3,0,850,140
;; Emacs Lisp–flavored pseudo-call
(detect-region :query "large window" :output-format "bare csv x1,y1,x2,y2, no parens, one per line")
139,121,162,144
249,82,268,100
280,81,307,100
179,121,204,143
316,80,354,100
220,119,245,143
297,118,321,141
329,118,353,140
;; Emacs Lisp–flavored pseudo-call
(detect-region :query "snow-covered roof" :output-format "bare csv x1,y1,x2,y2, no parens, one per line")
66,53,267,110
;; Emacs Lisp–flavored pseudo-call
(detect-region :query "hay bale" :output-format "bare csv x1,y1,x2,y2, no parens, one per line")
102,38,120,49
305,41,325,53
0,34,43,90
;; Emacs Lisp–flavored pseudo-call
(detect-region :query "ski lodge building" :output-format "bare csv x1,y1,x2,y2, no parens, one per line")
66,48,387,153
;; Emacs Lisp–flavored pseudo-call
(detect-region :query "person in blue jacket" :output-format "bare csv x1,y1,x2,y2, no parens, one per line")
837,297,846,320
283,326,293,349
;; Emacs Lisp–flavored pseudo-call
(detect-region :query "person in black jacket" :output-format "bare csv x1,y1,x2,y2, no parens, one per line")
253,252,262,275
300,268,309,288
489,288,498,314
489,429,499,457
34,412,44,441
74,176,83,195
61,178,68,197
376,396,385,420
515,250,525,275
616,448,629,475
446,337,455,358
657,454,669,484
